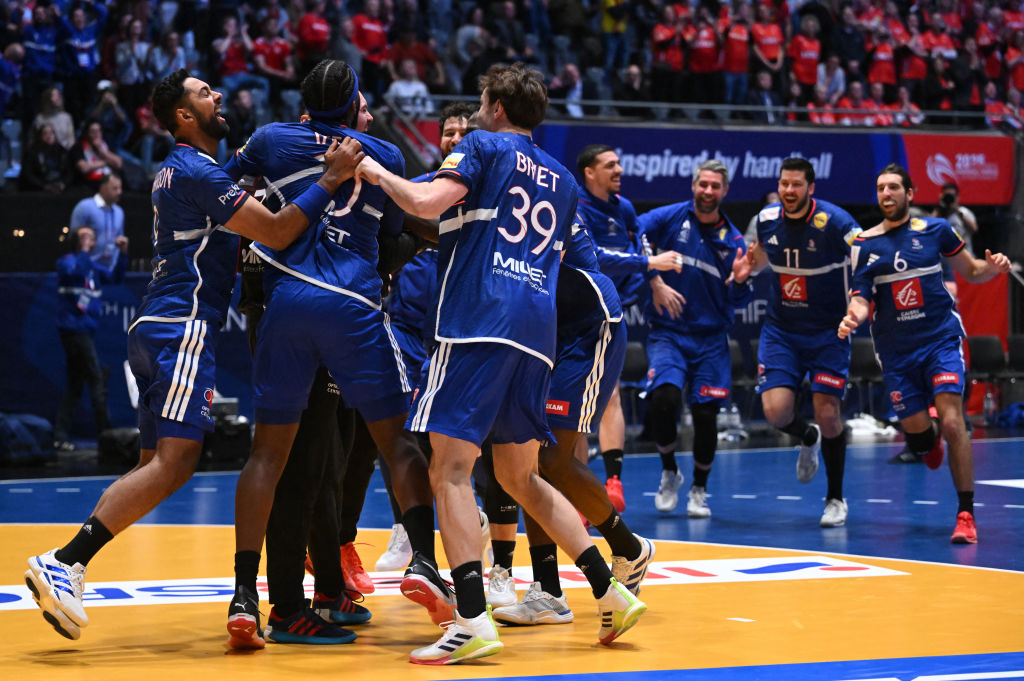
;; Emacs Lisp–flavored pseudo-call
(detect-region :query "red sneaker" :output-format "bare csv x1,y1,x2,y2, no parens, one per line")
340,543,375,594
950,511,978,544
923,436,945,470
605,475,626,512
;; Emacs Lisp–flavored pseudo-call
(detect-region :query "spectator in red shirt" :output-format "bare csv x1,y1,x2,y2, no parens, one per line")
889,84,925,126
687,5,723,111
787,14,821,103
935,0,963,36
1006,3,1024,33
901,13,930,102
295,0,331,80
867,81,891,124
723,2,752,113
806,83,836,124
983,79,1022,131
387,22,448,94
1006,30,1024,92
927,16,959,60
253,14,297,111
881,2,909,43
976,7,1007,81
212,15,271,112
837,80,872,125
752,2,785,92
651,5,686,105
352,0,390,104
868,28,898,100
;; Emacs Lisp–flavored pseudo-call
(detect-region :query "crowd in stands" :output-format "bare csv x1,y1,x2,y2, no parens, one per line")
2,0,1023,194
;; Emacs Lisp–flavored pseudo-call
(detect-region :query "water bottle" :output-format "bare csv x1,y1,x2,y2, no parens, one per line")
728,404,742,431
716,406,727,430
983,390,998,425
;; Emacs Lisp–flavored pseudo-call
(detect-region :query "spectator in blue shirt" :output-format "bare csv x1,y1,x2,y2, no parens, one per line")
58,0,108,123
21,3,60,131
53,224,128,451
69,172,125,269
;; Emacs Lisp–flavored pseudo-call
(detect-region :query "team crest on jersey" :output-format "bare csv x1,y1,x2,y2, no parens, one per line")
910,218,927,231
780,274,807,301
911,238,923,250
813,212,828,229
678,220,691,243
893,278,923,310
807,238,817,252
439,152,465,170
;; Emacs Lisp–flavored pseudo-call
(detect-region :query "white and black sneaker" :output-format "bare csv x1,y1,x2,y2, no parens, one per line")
797,424,821,483
401,552,457,626
409,606,503,665
226,584,265,649
611,535,656,595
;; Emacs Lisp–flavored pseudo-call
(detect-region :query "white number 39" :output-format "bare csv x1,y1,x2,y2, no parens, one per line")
498,186,558,254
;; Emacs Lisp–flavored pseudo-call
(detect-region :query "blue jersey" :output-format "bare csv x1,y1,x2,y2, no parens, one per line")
132,143,249,330
225,120,405,308
389,248,438,336
850,216,966,358
577,187,648,303
558,218,622,334
755,198,862,333
433,130,578,367
638,201,752,334
56,250,125,333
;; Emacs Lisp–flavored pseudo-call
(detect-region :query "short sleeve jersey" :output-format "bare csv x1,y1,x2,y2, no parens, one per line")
638,200,750,334
849,216,966,357
577,187,647,303
226,120,405,308
433,130,578,367
134,143,249,328
756,198,862,333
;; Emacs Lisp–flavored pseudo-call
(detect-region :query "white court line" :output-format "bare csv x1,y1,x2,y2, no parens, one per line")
914,500,939,505
867,499,893,503
8,489,32,493
732,494,757,499
55,488,80,493
776,495,801,500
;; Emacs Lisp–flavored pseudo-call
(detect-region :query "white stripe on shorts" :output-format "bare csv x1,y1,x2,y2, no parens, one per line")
161,320,207,422
411,342,451,432
382,312,411,393
578,321,612,433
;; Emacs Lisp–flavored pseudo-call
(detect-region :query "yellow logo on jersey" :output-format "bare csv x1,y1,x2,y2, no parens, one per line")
813,212,828,229
439,152,465,170
718,227,727,240
910,218,927,231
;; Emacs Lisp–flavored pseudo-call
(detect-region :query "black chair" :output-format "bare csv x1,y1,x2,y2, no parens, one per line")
849,336,883,416
1006,335,1024,377
729,338,756,417
966,335,1008,420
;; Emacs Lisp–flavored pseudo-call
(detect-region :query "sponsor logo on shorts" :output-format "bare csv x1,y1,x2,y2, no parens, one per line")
757,364,766,384
893,278,924,310
699,386,729,399
890,390,903,404
545,399,570,415
204,388,214,408
647,368,656,381
780,274,807,301
933,372,960,386
813,373,845,389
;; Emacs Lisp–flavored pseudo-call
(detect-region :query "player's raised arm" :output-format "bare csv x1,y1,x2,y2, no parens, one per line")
356,155,467,218
226,138,363,250
947,247,1012,284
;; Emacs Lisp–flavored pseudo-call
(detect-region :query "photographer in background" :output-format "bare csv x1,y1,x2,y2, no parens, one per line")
933,182,978,254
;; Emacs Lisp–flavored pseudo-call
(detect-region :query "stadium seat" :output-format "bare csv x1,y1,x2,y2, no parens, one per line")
619,341,649,431
849,336,882,416
730,339,756,417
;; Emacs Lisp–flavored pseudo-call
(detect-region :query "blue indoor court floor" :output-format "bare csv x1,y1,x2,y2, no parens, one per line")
1,433,1022,680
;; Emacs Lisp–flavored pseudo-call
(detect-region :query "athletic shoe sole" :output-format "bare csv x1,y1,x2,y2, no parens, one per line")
409,640,503,665
266,628,357,644
226,613,265,650
599,599,647,645
24,571,81,640
401,574,456,626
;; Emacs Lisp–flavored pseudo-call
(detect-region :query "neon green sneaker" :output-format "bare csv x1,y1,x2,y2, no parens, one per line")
597,577,647,644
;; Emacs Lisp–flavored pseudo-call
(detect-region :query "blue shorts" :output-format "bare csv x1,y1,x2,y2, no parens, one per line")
407,341,554,447
253,279,412,424
547,321,626,433
645,329,731,405
390,321,429,390
128,320,218,449
879,335,965,418
756,324,851,398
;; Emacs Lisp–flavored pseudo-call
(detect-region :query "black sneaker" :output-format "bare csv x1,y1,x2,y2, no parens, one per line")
400,552,456,625
888,447,925,464
226,585,265,650
264,606,357,644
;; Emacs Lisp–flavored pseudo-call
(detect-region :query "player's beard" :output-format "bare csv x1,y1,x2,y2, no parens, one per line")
197,106,229,141
695,195,719,216
882,197,909,222
782,193,809,217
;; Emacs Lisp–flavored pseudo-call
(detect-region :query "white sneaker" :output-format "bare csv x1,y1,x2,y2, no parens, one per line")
409,606,503,665
492,582,574,625
596,578,647,645
478,507,493,567
485,565,517,607
686,486,711,518
820,498,848,528
654,469,684,512
797,424,821,483
375,523,413,572
25,549,89,640
611,534,656,595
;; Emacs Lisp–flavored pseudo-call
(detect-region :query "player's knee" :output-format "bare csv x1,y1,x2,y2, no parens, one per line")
762,400,792,428
649,384,682,444
690,401,719,433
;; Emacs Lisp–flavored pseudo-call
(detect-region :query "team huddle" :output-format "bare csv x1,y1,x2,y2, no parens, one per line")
22,58,1011,666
